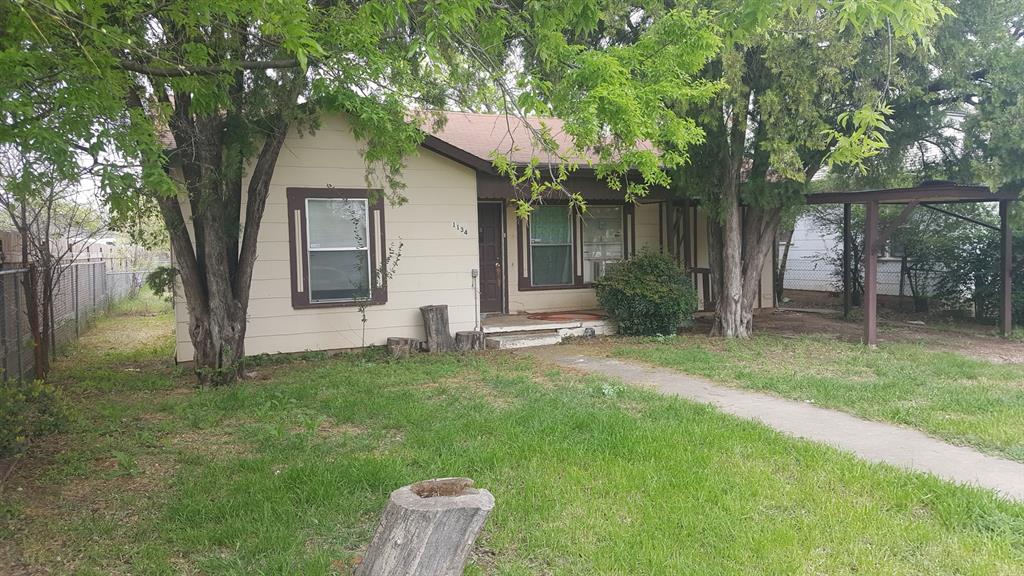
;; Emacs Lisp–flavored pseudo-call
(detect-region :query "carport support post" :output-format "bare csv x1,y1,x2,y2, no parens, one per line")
999,200,1013,337
863,201,879,347
842,203,851,319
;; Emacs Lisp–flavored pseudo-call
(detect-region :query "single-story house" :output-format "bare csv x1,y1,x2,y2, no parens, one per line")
173,112,774,362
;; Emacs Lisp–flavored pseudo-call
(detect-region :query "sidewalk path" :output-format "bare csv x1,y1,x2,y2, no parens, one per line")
531,349,1024,502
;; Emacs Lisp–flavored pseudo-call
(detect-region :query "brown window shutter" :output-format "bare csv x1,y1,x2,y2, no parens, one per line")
517,217,531,292
370,195,388,305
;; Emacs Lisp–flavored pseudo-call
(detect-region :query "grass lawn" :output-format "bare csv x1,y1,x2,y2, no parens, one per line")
607,333,1024,462
2,303,1024,574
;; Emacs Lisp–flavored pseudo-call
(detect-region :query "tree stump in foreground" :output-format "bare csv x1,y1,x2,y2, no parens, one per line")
420,305,454,353
356,477,495,576
454,331,484,352
387,337,420,360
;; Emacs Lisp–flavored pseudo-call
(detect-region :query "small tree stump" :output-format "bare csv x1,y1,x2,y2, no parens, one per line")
420,305,454,353
454,331,483,352
387,337,419,360
356,478,495,576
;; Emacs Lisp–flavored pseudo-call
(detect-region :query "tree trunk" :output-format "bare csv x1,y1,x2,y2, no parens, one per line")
710,192,782,338
387,337,419,359
454,331,483,352
711,154,748,337
22,264,49,380
738,208,781,330
708,83,784,338
188,297,247,385
776,226,794,303
356,478,494,576
158,92,293,386
420,305,454,353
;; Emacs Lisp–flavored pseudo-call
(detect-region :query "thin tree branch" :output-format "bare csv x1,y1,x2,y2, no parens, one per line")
119,58,302,77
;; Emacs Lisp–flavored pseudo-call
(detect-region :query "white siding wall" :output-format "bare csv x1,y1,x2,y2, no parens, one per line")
782,214,906,297
175,115,479,361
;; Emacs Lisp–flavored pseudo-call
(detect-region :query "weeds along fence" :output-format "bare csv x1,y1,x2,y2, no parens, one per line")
0,261,147,383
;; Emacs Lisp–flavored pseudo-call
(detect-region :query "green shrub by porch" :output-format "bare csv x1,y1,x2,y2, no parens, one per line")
595,250,697,336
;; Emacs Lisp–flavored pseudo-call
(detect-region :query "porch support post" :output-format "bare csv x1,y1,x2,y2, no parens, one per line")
863,200,879,347
999,200,1013,337
842,203,851,319
682,197,693,271
667,201,677,260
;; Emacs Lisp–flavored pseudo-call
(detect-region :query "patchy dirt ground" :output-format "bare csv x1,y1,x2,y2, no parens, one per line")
726,308,1024,364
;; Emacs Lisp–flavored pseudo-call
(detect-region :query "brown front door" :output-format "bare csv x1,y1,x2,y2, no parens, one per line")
478,202,504,313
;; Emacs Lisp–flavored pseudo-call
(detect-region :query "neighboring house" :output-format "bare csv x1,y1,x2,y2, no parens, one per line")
172,112,774,362
781,214,928,302
0,229,164,271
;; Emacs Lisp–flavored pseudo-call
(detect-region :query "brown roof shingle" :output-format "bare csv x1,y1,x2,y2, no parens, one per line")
425,111,593,166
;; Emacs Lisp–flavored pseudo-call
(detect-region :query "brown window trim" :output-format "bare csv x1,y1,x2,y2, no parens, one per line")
517,201,635,292
287,187,387,309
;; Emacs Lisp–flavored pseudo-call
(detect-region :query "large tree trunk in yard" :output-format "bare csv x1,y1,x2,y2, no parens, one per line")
158,89,293,386
712,200,747,337
188,297,247,384
708,77,784,339
710,114,750,338
711,207,780,338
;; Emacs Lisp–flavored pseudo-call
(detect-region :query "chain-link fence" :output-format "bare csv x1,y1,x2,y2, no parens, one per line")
778,229,940,312
0,261,146,383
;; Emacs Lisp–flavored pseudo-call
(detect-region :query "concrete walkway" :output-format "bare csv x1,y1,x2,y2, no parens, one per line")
532,349,1024,502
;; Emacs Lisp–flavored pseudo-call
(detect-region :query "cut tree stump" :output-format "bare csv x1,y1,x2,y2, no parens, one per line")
387,337,420,360
454,331,484,352
355,477,495,576
420,305,454,353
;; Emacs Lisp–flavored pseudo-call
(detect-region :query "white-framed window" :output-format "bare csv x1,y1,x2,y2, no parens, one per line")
305,197,372,302
582,205,624,283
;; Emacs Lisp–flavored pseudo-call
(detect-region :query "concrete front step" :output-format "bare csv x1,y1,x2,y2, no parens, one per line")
485,330,563,350
483,318,616,336
484,320,586,334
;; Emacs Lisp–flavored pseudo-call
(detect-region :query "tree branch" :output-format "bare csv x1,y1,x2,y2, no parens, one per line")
119,58,302,77
233,113,290,305
156,193,206,316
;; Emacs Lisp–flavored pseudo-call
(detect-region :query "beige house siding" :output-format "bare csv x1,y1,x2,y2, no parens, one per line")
175,115,479,362
634,202,662,251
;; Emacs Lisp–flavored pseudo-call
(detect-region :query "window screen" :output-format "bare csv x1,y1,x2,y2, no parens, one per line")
582,206,624,283
306,198,371,302
530,205,573,286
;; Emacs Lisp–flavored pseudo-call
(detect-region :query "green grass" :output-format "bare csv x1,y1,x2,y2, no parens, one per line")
609,334,1024,461
3,308,1024,574
108,286,173,316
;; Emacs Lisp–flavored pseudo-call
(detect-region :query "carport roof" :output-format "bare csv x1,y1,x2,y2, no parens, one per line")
805,182,1017,205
